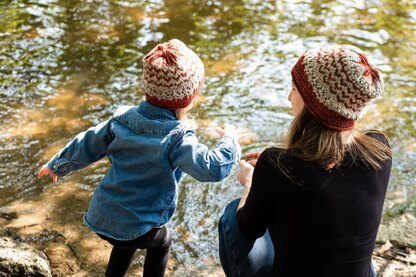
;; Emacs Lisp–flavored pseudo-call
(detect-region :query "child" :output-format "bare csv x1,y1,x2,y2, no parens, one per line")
38,39,241,277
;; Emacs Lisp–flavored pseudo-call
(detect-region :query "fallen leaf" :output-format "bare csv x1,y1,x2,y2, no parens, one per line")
378,240,393,254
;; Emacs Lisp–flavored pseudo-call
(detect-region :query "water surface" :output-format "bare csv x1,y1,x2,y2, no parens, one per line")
1,0,415,275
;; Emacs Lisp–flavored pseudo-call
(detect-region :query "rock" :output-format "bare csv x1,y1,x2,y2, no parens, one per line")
44,242,80,275
0,237,51,277
377,213,416,248
373,242,416,277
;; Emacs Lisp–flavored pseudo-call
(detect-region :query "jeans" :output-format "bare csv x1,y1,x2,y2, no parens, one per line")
218,199,274,277
218,199,378,277
98,226,171,277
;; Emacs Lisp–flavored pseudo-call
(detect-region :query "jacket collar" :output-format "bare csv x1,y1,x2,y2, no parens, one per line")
138,101,177,121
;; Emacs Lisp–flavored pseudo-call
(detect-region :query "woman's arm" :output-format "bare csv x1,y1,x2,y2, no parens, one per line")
237,151,263,209
237,160,254,210
236,151,271,239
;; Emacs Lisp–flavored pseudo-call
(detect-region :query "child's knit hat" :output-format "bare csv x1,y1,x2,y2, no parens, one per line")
291,45,384,131
142,39,205,109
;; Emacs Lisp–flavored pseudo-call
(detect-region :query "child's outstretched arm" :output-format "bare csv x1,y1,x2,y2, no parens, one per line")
38,119,114,180
169,124,241,182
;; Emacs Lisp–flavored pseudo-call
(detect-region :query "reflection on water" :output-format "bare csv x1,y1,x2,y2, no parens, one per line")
1,0,415,275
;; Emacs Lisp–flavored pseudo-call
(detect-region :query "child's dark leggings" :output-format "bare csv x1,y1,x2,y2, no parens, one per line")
98,226,171,277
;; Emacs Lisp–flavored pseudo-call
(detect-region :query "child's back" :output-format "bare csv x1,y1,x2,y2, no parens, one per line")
39,39,241,277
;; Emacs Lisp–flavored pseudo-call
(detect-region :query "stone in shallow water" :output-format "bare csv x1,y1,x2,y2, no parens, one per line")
0,237,51,277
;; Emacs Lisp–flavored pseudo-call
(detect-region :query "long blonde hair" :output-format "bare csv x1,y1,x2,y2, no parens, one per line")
278,108,392,172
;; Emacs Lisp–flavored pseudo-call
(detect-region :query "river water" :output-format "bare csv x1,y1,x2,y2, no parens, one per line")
1,0,415,276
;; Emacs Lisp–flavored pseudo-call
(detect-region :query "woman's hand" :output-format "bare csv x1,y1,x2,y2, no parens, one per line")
237,160,255,210
37,164,58,183
216,124,238,139
237,160,254,188
243,151,262,167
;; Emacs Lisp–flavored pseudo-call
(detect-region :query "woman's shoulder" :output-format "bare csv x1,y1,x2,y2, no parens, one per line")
261,147,284,158
259,147,315,173
258,147,294,167
261,146,299,159
363,130,390,147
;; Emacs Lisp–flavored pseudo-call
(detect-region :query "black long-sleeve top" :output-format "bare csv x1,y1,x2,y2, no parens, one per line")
237,134,392,277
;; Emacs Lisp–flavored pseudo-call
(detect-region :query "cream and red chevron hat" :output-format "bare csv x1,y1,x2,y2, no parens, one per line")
142,39,205,109
291,45,384,131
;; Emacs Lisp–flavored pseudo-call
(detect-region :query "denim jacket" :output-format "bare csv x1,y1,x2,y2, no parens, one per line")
47,101,241,240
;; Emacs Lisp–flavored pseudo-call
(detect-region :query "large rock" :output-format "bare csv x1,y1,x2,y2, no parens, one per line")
0,238,51,277
377,213,416,248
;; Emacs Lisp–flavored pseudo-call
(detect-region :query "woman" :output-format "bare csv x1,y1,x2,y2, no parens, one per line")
218,45,392,277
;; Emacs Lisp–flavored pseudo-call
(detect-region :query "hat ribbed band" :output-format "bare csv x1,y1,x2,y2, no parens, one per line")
145,77,204,109
291,55,355,131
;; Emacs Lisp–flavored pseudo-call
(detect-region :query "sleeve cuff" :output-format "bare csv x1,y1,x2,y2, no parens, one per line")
220,135,242,161
47,155,71,177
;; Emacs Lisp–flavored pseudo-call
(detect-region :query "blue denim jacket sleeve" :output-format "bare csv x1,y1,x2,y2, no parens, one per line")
169,129,241,182
47,119,114,177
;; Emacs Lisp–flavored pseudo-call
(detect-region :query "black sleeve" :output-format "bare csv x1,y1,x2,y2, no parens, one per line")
237,150,273,240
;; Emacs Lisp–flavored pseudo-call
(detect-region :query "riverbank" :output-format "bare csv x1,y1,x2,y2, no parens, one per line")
373,242,416,277
0,183,415,276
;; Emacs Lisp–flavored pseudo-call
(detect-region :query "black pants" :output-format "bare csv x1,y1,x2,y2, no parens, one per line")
98,226,171,277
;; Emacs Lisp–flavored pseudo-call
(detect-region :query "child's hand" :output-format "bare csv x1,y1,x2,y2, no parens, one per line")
243,151,262,167
38,164,58,183
216,124,238,138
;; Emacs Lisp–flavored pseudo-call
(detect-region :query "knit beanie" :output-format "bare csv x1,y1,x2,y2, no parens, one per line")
142,39,205,109
291,45,384,131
